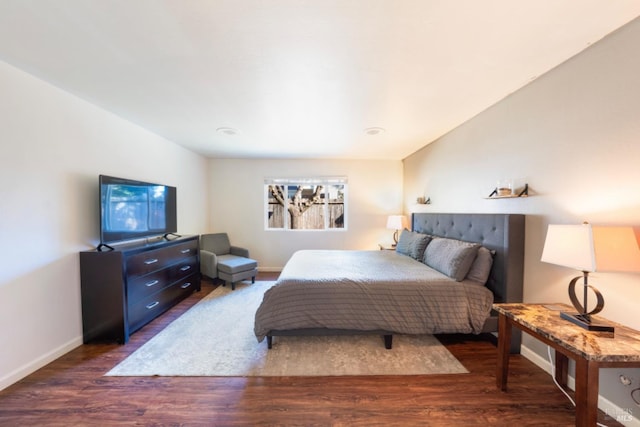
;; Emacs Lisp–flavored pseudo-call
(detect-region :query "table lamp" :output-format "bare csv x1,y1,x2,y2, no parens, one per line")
386,215,409,246
541,223,640,333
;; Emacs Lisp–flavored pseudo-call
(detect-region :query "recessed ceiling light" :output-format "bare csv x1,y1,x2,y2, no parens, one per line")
216,127,239,136
364,127,385,136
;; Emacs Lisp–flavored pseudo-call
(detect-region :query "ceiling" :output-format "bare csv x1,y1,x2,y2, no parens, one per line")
1,1,639,160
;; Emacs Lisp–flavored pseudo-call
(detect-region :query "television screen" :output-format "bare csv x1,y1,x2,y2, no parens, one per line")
99,175,177,245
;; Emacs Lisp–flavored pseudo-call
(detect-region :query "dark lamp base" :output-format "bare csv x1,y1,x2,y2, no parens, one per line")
560,311,615,333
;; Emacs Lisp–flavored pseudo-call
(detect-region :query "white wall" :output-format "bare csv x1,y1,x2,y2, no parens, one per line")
208,158,403,270
404,18,640,422
0,61,209,390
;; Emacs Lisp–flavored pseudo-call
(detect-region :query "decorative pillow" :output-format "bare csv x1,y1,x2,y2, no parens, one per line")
422,237,481,281
395,230,432,260
466,246,495,285
394,229,414,257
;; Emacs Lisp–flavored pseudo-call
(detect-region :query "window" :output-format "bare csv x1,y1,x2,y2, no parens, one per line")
265,177,347,230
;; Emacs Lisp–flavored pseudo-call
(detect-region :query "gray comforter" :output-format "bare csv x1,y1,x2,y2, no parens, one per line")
254,250,493,342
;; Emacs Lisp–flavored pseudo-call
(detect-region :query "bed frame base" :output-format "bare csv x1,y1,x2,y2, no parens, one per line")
267,330,394,350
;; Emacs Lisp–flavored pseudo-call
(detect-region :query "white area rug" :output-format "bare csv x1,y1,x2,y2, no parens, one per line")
106,281,468,376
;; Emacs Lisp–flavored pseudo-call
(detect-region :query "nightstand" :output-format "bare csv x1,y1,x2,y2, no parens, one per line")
378,243,395,251
494,303,640,427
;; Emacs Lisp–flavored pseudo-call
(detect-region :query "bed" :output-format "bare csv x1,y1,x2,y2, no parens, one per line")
254,213,525,353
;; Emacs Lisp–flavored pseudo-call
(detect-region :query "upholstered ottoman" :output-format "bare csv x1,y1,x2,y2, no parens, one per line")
216,254,258,290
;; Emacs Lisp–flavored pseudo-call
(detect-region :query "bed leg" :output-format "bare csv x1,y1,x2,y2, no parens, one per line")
267,336,272,349
383,335,393,349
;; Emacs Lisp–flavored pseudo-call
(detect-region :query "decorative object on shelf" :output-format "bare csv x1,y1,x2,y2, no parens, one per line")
487,183,529,198
416,196,431,204
497,179,513,196
541,222,640,333
386,215,409,246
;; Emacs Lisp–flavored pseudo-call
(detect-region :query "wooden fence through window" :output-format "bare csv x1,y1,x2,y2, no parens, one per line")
267,201,344,229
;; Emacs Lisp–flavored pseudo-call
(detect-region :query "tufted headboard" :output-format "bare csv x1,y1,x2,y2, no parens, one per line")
412,213,525,351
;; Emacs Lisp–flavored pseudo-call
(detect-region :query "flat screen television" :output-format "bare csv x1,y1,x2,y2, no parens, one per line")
99,175,177,248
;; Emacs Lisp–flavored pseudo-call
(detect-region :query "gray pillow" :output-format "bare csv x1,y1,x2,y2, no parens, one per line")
422,237,481,281
466,246,495,285
395,230,432,260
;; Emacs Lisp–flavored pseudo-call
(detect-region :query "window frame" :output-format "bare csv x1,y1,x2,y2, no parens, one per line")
264,177,348,231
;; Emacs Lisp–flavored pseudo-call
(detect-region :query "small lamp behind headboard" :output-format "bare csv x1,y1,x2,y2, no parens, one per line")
386,215,409,247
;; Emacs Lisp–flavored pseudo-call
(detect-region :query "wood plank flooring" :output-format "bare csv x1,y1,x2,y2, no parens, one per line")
0,273,622,426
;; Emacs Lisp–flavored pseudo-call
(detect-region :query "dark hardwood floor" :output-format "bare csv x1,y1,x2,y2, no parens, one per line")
0,272,621,426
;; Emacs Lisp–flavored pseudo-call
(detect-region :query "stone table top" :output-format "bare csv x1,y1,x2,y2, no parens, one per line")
493,303,640,363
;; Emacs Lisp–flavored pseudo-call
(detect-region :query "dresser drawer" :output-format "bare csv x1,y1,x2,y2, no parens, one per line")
125,239,198,278
127,255,198,303
128,273,199,332
168,239,199,259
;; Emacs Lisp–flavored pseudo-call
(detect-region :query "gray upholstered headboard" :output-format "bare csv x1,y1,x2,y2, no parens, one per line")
412,213,525,352
412,213,525,304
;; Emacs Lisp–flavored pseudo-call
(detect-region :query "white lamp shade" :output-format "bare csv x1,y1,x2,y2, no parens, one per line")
541,224,640,273
386,215,409,230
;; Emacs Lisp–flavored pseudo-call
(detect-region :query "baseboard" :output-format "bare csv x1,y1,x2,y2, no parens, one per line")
257,266,282,273
521,344,640,427
0,336,82,392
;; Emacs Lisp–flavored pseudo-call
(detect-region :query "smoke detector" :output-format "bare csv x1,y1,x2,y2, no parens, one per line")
364,127,385,136
216,127,239,136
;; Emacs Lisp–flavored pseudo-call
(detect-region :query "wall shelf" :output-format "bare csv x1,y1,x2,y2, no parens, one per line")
486,183,529,199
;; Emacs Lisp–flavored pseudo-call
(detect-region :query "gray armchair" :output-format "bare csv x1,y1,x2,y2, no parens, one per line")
200,233,258,290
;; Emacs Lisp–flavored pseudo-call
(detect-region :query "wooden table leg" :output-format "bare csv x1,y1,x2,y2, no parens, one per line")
496,313,512,391
554,351,569,387
574,358,599,427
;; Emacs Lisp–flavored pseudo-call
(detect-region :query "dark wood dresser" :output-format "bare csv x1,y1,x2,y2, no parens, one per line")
80,235,200,343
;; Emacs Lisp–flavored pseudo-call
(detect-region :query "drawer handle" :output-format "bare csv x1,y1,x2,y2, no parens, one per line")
144,258,159,265
145,301,159,310
145,280,159,287
181,282,192,289
180,249,191,254
180,265,191,272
